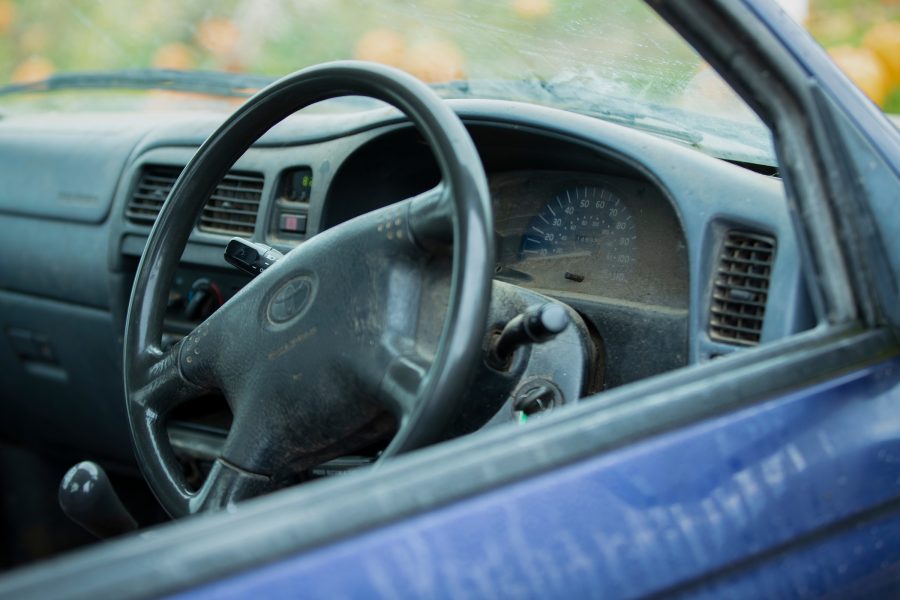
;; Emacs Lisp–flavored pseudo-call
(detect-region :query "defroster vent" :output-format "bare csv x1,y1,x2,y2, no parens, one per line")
709,231,776,346
126,165,264,236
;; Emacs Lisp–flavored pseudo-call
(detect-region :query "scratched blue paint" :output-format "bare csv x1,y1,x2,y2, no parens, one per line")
173,357,900,599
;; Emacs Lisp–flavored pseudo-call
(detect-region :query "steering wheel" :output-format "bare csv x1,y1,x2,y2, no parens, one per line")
123,62,494,518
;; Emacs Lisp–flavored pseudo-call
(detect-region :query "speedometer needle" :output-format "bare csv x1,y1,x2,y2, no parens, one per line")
522,250,594,260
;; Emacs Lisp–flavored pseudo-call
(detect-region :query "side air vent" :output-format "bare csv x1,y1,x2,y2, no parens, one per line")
126,165,264,236
709,230,776,346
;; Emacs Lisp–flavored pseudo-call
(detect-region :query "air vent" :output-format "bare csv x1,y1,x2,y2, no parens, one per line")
198,171,265,236
126,165,181,226
126,165,264,236
709,231,776,346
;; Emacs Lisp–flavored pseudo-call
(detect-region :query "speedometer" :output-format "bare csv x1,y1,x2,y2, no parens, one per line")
520,185,637,283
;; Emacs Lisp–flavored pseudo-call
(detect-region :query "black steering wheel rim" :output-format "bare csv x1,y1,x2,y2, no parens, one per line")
123,61,494,517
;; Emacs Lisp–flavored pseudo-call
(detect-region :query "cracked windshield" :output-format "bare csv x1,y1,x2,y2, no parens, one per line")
0,0,897,163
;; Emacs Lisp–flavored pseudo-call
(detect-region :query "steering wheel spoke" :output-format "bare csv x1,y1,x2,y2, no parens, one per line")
407,184,454,253
378,349,430,418
176,310,237,393
130,340,203,417
188,459,271,513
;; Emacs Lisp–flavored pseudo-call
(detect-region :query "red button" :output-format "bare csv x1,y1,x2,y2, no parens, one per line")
279,213,307,234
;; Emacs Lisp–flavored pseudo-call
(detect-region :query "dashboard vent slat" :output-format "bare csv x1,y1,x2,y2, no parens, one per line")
126,165,264,236
198,205,258,217
709,231,776,347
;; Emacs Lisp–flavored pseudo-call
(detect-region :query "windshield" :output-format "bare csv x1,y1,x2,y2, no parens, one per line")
0,0,773,161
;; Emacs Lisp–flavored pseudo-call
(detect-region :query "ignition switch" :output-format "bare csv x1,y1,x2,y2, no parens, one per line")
513,379,563,420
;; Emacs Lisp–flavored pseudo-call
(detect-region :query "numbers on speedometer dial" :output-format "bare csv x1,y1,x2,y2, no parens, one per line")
519,185,637,282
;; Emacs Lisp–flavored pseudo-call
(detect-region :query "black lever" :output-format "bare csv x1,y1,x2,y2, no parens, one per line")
224,237,283,277
59,461,138,539
491,303,570,367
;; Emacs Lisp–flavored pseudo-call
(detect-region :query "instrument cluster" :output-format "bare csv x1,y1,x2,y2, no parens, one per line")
492,171,689,309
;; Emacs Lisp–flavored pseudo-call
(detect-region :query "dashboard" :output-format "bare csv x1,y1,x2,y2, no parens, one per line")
0,99,814,464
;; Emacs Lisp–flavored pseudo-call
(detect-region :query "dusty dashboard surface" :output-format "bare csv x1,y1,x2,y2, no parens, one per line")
491,171,689,311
